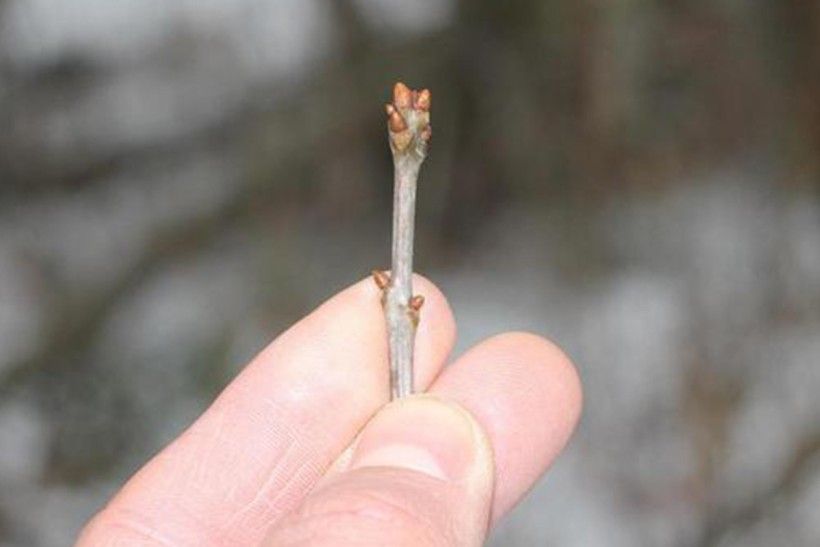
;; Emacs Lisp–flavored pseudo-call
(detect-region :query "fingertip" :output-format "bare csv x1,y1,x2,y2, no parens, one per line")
479,331,583,424
270,272,456,395
430,331,583,522
410,274,457,388
357,272,457,389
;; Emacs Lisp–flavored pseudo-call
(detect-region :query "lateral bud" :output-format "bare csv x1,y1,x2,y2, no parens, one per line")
388,109,408,133
372,269,391,290
409,295,425,311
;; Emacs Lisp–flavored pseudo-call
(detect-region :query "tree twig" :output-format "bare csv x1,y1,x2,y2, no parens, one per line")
374,82,431,399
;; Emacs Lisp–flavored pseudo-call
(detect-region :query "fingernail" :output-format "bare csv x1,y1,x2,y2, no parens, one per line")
350,397,484,481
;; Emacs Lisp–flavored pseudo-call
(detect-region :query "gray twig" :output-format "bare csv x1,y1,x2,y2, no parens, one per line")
374,82,431,399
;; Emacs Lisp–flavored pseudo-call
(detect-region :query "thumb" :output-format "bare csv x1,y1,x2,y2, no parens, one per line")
265,396,494,546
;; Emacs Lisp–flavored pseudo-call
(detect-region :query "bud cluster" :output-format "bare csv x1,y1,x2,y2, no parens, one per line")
385,82,432,158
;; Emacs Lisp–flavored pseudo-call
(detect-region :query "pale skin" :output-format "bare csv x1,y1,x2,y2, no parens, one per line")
78,275,583,546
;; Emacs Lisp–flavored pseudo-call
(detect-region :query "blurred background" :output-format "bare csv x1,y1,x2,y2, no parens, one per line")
1,1,819,545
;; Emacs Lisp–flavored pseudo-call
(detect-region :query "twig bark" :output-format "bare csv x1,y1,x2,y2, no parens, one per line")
374,82,431,399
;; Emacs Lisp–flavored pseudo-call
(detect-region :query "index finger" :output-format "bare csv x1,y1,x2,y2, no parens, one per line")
79,274,456,546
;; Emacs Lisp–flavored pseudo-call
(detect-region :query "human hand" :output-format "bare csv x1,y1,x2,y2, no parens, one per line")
78,276,582,546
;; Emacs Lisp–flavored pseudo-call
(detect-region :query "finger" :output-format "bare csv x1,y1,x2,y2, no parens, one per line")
265,396,494,547
79,274,455,546
430,332,582,524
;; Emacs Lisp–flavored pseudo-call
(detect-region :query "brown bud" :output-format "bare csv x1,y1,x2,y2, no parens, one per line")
372,270,390,290
416,89,431,111
393,82,413,110
409,295,425,311
388,109,408,133
420,125,432,143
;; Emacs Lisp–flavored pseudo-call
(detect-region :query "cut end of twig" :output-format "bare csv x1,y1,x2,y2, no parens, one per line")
372,269,391,290
386,82,431,158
